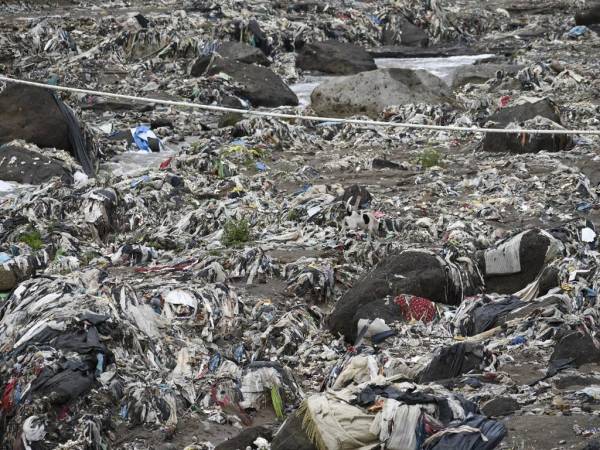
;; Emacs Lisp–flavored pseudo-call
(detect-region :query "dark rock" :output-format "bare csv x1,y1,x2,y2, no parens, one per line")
247,20,270,54
368,45,476,58
418,342,485,383
339,184,372,208
150,118,173,129
481,98,571,153
311,68,450,118
215,426,272,450
486,98,561,127
218,112,244,128
0,84,96,175
0,143,74,185
232,19,271,56
482,120,573,154
0,267,17,291
190,56,298,108
0,86,68,151
296,40,376,75
538,267,560,295
382,16,428,47
550,331,600,368
576,5,600,25
328,250,480,342
554,374,600,389
480,397,520,417
271,412,316,450
451,64,523,88
216,41,270,66
166,175,183,188
221,95,247,109
483,229,563,295
372,158,401,169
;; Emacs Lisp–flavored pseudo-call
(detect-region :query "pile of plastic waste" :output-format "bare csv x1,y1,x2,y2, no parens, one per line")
3,0,600,449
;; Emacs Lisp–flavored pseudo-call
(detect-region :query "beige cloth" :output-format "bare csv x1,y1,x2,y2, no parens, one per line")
299,394,378,450
332,355,379,390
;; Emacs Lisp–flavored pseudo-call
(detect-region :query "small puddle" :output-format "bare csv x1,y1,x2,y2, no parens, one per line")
291,54,494,106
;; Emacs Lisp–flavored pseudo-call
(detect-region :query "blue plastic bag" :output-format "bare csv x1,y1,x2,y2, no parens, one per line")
568,25,589,38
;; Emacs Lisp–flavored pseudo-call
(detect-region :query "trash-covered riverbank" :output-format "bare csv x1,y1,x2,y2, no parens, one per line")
2,0,600,449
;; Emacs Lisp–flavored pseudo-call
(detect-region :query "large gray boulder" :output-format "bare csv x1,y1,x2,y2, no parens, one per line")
311,68,451,118
190,55,298,107
296,40,376,75
216,41,270,66
0,84,96,175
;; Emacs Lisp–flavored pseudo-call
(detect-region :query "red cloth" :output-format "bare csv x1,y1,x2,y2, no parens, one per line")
1,378,17,411
395,295,436,323
159,157,172,170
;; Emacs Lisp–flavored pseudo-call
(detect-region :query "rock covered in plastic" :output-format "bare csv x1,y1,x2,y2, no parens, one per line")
0,141,76,185
481,97,574,153
190,55,298,107
328,250,481,341
0,84,97,176
482,228,564,296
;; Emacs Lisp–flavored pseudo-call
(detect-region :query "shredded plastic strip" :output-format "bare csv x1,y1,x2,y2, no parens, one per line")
1,74,600,136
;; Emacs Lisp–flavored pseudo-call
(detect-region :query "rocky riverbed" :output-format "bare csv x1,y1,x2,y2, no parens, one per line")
2,0,600,449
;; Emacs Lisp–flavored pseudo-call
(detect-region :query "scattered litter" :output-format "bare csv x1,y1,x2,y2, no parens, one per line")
2,1,600,449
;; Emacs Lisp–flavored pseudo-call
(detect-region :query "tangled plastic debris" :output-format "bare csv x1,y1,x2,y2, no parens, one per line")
2,0,600,449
